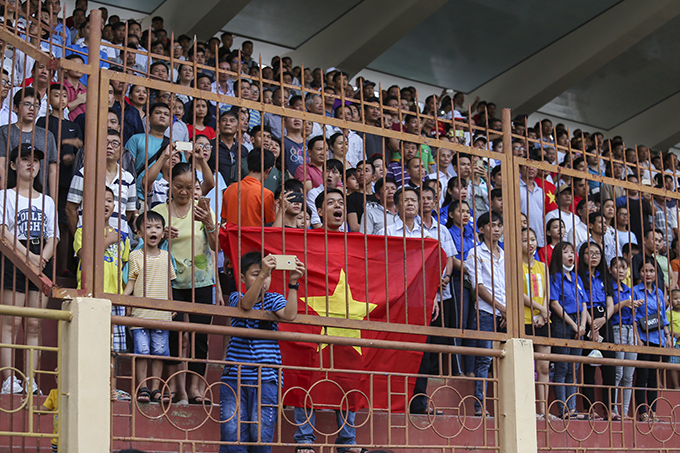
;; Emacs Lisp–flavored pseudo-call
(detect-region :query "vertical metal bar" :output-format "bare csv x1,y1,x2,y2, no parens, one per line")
500,109,522,339
79,9,103,294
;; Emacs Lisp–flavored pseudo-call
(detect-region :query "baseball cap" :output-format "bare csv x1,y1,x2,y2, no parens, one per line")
9,143,44,161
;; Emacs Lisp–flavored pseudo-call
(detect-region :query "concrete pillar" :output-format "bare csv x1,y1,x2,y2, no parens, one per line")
498,338,538,453
61,297,112,452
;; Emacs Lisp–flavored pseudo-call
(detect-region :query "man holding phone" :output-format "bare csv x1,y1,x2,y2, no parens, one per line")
221,148,276,227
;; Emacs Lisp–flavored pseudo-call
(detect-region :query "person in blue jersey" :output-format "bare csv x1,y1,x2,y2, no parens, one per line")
577,241,616,420
633,259,672,422
608,257,639,420
220,252,305,453
445,199,476,375
548,241,588,419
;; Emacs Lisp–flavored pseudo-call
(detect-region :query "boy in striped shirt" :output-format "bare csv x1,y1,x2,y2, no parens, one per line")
124,211,176,403
220,252,304,453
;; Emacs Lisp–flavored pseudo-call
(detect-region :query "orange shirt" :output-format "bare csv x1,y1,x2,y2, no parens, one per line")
221,175,275,226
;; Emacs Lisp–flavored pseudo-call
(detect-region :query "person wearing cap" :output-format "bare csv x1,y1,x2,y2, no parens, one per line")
0,87,58,197
0,143,58,396
360,79,376,101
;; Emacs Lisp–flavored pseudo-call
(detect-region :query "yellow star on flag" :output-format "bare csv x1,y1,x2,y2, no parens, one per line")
306,269,378,354
546,189,556,206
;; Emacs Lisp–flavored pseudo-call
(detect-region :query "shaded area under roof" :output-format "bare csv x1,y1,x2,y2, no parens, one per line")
539,14,680,130
222,0,362,48
367,0,618,92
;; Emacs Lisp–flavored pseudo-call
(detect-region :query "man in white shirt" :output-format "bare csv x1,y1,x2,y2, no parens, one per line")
519,164,545,247
464,211,506,417
410,185,458,413
429,147,454,207
544,185,581,242
0,69,16,127
307,159,343,228
360,177,398,235
566,199,590,247
379,186,423,237
314,188,348,235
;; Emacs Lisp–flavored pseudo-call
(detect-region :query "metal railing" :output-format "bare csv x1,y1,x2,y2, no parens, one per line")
0,4,679,452
0,304,68,452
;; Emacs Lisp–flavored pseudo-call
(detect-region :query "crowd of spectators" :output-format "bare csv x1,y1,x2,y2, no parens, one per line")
1,1,680,451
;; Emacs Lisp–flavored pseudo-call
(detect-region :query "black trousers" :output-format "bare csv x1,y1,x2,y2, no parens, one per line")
635,343,664,414
411,296,459,412
169,286,214,376
582,316,616,414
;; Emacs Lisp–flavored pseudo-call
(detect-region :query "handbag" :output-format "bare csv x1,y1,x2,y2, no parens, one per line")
642,316,661,333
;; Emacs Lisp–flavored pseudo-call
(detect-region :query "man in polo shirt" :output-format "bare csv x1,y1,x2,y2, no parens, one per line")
221,148,275,227
66,129,136,236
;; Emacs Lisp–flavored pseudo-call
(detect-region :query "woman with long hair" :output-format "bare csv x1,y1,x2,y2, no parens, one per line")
577,241,617,420
174,64,194,104
549,241,588,419
186,98,215,140
633,259,672,422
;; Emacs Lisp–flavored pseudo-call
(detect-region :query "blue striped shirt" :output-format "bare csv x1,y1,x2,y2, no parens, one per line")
223,291,287,383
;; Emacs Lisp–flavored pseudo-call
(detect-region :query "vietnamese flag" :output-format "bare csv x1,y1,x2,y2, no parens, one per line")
535,177,557,212
220,225,445,412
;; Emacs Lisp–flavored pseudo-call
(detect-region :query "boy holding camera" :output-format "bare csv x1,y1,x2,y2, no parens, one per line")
219,252,304,453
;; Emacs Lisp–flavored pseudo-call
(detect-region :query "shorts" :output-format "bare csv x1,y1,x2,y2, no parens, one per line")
670,343,680,364
3,239,53,293
131,328,170,356
526,323,550,337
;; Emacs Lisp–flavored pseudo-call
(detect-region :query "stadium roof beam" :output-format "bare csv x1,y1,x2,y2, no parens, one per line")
470,0,680,115
145,0,252,41
608,92,680,150
284,0,447,78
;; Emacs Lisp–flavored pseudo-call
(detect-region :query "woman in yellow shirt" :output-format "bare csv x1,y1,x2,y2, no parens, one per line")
522,227,552,420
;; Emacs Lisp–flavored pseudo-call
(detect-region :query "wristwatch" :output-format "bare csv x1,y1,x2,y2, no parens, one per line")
288,282,300,290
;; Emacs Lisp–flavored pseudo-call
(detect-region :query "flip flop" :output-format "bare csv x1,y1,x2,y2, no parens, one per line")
188,396,212,406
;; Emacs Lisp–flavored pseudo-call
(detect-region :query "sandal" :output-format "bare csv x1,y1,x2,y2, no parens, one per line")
137,387,151,403
295,447,316,453
564,411,587,420
150,389,169,403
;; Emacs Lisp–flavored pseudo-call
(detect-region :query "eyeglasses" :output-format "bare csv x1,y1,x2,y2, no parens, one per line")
0,79,11,87
21,102,40,109
196,144,213,151
106,140,121,148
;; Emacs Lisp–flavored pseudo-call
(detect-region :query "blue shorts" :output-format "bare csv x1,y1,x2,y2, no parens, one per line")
131,328,170,356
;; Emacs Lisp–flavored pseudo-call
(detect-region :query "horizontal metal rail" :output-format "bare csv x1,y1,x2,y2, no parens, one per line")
0,304,71,321
111,315,505,358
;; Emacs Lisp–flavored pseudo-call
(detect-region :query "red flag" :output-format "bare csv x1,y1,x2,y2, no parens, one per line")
220,225,445,412
535,177,557,212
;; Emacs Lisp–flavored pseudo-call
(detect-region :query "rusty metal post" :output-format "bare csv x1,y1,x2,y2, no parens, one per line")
79,10,103,294
500,108,523,339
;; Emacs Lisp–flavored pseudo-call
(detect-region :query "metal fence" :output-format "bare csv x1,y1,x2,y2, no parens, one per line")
0,5,679,452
